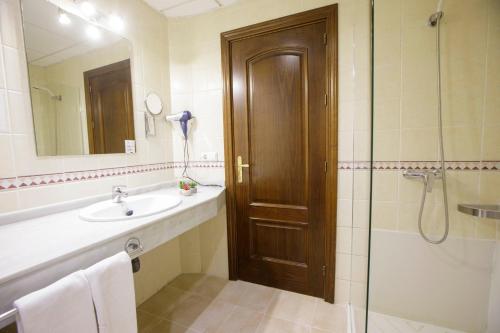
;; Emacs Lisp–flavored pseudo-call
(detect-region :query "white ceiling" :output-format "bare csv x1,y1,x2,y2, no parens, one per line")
22,0,123,67
144,0,239,17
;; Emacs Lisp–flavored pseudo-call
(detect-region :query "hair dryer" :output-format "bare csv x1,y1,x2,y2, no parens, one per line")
166,111,193,139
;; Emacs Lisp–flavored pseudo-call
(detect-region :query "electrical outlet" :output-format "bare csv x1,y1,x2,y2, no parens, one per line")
201,152,218,161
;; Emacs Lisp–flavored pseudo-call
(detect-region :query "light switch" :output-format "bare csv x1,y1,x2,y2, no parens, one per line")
125,140,136,154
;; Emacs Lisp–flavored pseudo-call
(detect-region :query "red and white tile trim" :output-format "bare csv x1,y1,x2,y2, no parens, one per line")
1,160,497,192
339,160,500,171
0,161,226,192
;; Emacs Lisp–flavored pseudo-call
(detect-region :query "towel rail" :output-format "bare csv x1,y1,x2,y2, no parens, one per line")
0,308,17,324
0,239,143,329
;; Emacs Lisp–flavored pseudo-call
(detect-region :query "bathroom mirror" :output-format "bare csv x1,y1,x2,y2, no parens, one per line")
21,0,135,155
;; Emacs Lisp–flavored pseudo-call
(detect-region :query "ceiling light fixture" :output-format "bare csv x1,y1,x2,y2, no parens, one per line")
108,14,124,32
58,9,71,25
80,1,96,17
86,25,101,40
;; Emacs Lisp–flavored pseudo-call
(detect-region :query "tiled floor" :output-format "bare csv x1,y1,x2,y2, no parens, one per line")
137,273,348,333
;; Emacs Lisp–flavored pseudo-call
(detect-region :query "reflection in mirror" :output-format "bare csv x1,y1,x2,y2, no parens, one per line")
22,0,135,156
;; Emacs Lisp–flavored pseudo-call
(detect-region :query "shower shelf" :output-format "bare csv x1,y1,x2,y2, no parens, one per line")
457,204,500,220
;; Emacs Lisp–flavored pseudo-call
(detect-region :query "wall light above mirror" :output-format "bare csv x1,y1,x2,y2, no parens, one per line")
21,0,135,156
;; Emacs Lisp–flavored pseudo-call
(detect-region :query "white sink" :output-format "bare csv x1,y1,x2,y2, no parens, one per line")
79,194,182,222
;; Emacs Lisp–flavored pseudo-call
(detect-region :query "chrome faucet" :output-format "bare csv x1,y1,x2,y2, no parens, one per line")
112,185,128,203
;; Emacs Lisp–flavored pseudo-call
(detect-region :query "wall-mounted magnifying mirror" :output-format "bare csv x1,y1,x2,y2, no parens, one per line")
21,0,135,156
145,93,163,115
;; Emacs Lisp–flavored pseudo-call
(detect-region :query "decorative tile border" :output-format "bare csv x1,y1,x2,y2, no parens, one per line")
0,161,226,192
339,161,500,171
167,161,225,169
1,160,497,192
0,163,167,192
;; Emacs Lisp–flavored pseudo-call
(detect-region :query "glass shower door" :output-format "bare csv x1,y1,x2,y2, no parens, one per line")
367,0,500,332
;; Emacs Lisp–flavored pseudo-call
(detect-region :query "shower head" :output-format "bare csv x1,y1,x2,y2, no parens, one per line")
428,11,444,27
32,85,62,101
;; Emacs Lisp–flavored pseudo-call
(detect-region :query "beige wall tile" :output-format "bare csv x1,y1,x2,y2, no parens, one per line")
338,169,353,200
400,128,438,161
0,0,22,49
17,184,68,209
352,228,369,256
334,278,350,304
354,129,371,161
338,130,354,161
350,281,367,307
134,238,182,306
337,198,353,227
374,99,400,131
479,172,500,203
443,126,482,161
351,255,368,283
3,46,24,92
336,226,352,254
372,201,398,230
199,207,229,279
374,64,401,101
449,211,477,239
397,202,419,233
335,253,352,280
7,91,31,135
482,125,500,161
373,130,400,161
0,134,15,177
0,89,7,133
0,190,18,213
477,219,497,240
353,170,371,200
353,199,370,229
179,227,202,273
372,170,398,201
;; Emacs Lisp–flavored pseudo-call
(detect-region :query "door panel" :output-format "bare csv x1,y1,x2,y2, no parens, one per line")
248,49,308,207
249,218,308,265
230,20,328,296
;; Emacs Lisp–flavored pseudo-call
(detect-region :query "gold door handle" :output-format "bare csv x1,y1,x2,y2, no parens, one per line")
237,155,250,183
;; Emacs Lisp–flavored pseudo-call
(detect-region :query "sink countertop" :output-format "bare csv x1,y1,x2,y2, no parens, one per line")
0,185,225,286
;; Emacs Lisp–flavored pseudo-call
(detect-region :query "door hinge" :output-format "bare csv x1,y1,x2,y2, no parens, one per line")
323,32,327,45
324,161,328,173
322,265,326,276
324,93,327,106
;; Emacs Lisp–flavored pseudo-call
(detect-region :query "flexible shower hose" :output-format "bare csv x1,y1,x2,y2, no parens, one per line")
418,12,449,244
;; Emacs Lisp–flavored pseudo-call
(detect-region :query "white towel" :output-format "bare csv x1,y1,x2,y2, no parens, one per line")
84,251,137,333
14,271,98,333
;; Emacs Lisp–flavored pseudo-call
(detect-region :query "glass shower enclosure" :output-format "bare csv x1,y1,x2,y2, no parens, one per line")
366,0,500,332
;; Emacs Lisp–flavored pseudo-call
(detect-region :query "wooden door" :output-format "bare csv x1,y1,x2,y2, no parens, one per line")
84,59,134,154
222,6,338,298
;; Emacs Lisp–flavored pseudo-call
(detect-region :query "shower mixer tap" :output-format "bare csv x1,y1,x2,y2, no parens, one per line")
403,169,442,192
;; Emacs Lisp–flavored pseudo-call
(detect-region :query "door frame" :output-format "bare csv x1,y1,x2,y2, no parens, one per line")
221,5,338,302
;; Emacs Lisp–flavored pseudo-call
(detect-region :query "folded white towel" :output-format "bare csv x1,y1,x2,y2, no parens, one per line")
14,271,98,333
84,251,137,333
